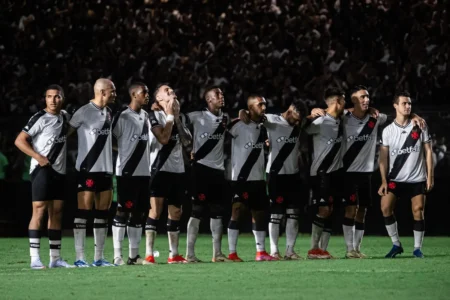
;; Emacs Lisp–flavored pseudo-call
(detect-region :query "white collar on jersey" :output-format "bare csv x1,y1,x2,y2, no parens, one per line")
394,119,411,128
127,106,142,115
90,101,105,111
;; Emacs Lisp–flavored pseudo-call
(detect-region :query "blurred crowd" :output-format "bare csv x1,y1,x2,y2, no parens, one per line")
0,0,449,183
0,0,449,116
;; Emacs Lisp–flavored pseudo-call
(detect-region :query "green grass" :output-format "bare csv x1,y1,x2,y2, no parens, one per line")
1,235,450,299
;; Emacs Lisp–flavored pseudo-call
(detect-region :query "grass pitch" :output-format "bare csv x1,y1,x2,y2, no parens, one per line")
1,235,449,300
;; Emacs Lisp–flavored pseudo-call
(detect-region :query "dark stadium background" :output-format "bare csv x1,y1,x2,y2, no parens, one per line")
0,0,449,237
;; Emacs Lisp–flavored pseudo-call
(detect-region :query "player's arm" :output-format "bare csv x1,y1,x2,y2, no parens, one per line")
151,118,174,145
176,114,192,148
378,145,389,196
423,129,434,192
14,132,49,166
410,113,426,130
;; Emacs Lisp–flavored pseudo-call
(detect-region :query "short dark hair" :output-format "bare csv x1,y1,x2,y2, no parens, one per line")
203,86,221,100
128,82,147,96
290,99,308,117
393,91,411,104
45,84,64,98
324,87,345,101
153,83,168,102
349,85,368,97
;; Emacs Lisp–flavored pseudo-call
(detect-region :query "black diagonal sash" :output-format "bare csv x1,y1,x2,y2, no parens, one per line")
237,126,267,181
194,115,228,162
388,126,422,180
342,117,377,170
122,120,149,176
270,126,300,175
80,110,112,172
151,139,177,176
318,120,344,173
47,114,69,164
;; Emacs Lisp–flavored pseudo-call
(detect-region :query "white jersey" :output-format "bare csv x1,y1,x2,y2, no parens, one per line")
228,120,266,181
69,102,113,174
187,109,229,171
22,110,70,174
381,120,431,183
148,110,185,174
113,107,151,177
306,114,345,176
265,114,301,175
342,112,387,173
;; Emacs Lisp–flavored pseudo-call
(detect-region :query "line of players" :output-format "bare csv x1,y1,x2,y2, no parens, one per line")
15,78,433,269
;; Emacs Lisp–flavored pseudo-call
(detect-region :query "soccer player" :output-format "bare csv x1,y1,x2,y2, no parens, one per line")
305,87,346,259
70,78,116,267
185,87,231,263
144,84,192,264
378,91,433,258
226,95,273,261
14,85,74,269
111,82,151,265
240,99,308,260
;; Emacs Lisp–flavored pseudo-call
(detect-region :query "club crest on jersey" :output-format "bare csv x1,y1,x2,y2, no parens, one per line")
46,135,67,145
391,145,419,156
90,128,110,135
200,132,223,140
347,134,372,142
130,133,149,142
326,136,343,145
276,136,298,143
244,142,264,149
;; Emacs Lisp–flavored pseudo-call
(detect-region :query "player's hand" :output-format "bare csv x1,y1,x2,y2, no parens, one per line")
166,99,175,116
378,181,388,196
238,109,251,124
265,139,269,147
426,177,434,192
411,115,426,130
368,107,380,119
36,155,50,167
172,99,180,119
151,102,161,111
311,108,326,117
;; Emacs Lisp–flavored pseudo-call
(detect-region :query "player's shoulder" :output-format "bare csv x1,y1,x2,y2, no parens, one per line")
186,110,203,119
227,118,242,130
26,109,47,126
311,115,325,125
60,109,71,120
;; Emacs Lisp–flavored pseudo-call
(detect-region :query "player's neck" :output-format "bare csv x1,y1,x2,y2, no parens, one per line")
207,106,221,116
128,102,141,113
395,114,410,126
352,107,366,119
91,98,107,109
44,108,60,115
326,106,341,118
249,112,261,123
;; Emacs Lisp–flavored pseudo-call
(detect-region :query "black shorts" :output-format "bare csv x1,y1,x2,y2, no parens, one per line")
77,172,113,193
31,166,65,201
117,176,150,212
388,181,426,199
231,180,269,211
342,172,373,207
149,171,185,208
310,170,343,207
192,163,226,205
267,173,302,213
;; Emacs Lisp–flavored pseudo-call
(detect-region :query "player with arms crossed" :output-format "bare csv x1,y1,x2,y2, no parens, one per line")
15,85,74,269
111,82,151,265
70,78,116,267
240,99,308,260
305,87,346,259
185,87,231,263
226,95,274,261
144,84,192,264
378,91,433,258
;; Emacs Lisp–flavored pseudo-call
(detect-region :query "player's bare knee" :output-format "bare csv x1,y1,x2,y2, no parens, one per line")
168,205,182,220
412,205,424,218
231,203,242,221
318,205,332,218
344,205,357,219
